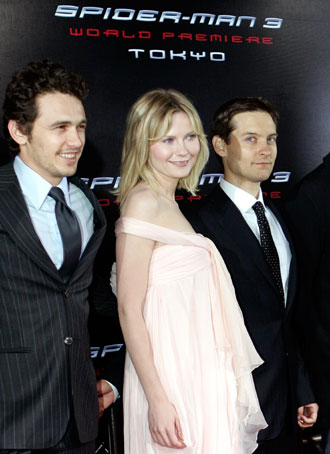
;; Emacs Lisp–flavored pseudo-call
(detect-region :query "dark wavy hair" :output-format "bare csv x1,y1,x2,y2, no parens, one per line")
3,59,89,156
210,97,279,144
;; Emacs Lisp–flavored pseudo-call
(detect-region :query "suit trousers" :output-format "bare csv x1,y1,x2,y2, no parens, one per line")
0,414,95,454
321,429,330,454
254,431,298,454
255,399,298,454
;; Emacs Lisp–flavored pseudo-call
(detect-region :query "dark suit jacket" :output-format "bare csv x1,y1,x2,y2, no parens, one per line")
283,152,330,428
185,185,314,442
0,162,106,449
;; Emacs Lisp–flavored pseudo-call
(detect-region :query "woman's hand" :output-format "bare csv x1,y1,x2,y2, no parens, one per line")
148,398,186,449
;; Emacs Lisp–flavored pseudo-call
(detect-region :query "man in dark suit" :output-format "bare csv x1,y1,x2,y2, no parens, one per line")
187,97,318,453
283,152,330,452
0,60,119,453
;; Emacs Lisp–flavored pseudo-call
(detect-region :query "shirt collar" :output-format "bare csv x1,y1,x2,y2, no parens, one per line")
220,178,265,213
14,156,69,209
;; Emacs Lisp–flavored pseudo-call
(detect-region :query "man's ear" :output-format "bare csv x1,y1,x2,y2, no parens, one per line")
7,120,28,146
212,135,226,157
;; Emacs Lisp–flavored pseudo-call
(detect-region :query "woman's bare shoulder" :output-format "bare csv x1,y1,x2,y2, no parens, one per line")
121,183,161,222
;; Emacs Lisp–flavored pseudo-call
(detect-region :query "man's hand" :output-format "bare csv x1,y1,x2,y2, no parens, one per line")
96,379,115,418
297,403,319,428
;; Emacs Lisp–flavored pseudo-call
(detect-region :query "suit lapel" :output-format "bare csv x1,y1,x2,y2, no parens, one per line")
0,163,60,280
0,165,106,284
69,176,106,253
205,186,284,299
68,176,106,282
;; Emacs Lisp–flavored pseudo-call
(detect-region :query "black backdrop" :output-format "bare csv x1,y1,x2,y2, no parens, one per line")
0,1,329,450
1,1,329,189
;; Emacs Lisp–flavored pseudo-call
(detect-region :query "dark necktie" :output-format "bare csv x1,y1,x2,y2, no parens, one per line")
49,187,82,282
252,201,285,301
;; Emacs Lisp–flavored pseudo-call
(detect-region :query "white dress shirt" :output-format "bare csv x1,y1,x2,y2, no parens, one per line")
220,178,292,304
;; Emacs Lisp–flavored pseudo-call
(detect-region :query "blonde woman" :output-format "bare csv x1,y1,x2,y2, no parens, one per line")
114,89,267,453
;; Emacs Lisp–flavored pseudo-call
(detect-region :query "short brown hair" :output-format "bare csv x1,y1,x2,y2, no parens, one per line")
210,97,279,144
3,59,89,156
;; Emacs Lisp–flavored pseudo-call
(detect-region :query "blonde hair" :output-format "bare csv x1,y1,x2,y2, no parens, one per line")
116,88,209,205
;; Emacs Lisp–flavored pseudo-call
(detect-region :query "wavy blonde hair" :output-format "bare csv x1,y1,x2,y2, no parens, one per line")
116,88,209,205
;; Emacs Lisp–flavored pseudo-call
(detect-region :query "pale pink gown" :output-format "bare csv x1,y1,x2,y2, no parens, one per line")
116,216,267,454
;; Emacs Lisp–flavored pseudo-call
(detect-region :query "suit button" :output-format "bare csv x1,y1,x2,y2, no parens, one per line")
64,337,73,345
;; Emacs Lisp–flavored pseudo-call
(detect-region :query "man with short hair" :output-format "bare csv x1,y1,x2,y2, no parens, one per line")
187,97,318,453
0,60,118,453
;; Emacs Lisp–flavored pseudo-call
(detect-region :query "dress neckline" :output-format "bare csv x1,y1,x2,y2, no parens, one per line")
118,215,198,237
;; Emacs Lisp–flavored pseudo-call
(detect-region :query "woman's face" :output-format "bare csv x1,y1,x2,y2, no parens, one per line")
148,111,200,185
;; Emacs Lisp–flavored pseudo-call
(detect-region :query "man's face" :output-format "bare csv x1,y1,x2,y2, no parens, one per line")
16,92,86,186
213,111,277,196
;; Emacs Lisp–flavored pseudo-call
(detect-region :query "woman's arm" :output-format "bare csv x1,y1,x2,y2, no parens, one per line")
116,192,186,449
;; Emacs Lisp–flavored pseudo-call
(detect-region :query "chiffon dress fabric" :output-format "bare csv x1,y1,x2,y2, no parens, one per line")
115,216,267,454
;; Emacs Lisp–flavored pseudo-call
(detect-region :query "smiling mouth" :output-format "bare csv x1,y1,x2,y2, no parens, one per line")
59,152,79,159
170,160,190,166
